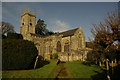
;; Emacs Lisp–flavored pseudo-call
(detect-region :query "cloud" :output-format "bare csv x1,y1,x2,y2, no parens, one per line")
51,20,71,32
55,20,69,28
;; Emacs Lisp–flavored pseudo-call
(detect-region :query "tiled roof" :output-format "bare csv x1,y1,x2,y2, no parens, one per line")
30,28,79,37
58,28,79,37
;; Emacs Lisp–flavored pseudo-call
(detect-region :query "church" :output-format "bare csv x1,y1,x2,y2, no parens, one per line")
20,9,89,61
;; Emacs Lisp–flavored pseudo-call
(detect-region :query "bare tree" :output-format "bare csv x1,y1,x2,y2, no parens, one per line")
91,12,120,68
91,12,120,49
104,12,120,42
0,22,14,35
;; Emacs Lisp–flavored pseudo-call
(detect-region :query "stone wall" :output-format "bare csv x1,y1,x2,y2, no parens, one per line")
20,9,88,61
22,28,88,61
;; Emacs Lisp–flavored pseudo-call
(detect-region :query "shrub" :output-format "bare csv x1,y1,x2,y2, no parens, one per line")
52,53,58,59
2,39,38,70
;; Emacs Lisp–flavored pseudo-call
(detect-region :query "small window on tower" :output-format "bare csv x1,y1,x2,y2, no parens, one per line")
30,19,32,26
22,23,24,25
30,23,32,26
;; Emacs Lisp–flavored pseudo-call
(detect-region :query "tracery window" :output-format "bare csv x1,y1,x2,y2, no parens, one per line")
64,41,69,52
49,46,52,53
57,41,61,52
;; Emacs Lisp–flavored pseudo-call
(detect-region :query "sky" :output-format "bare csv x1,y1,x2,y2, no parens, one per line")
1,0,120,2
2,2,119,41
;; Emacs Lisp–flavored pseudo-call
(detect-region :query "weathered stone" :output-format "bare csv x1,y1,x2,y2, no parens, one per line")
20,9,89,61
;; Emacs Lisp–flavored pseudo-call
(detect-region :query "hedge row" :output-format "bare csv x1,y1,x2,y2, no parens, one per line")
2,39,38,70
7,32,23,39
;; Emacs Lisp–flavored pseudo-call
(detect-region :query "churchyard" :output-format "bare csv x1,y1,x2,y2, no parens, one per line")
2,60,108,79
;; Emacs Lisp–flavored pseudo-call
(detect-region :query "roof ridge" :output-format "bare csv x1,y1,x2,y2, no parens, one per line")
58,27,79,37
59,27,79,34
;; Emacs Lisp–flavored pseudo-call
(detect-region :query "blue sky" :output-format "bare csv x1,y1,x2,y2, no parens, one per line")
2,2,118,41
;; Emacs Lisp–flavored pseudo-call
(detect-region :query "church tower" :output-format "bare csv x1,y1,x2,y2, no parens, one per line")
20,8,36,38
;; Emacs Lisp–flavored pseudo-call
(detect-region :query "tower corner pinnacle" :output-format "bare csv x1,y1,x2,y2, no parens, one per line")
26,8,29,13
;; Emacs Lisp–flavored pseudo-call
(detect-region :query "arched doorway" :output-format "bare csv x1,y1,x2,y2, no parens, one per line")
56,41,61,52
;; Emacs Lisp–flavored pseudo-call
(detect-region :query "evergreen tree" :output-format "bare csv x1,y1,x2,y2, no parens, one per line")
35,19,54,36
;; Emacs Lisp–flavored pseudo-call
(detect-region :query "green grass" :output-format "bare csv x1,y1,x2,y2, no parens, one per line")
2,60,57,78
65,61,107,79
2,60,107,79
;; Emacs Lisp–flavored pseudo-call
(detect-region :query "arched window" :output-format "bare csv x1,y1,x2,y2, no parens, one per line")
49,46,52,53
57,41,61,52
64,41,69,52
43,46,46,53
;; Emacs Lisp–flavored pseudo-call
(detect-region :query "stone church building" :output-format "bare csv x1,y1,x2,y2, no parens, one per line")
20,9,89,61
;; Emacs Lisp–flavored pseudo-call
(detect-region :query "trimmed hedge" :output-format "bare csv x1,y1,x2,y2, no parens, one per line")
2,39,38,70
7,32,23,39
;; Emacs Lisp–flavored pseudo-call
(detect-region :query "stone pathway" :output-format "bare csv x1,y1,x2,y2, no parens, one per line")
55,62,69,80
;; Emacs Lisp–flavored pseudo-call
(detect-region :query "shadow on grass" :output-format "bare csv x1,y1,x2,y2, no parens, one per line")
86,63,120,80
82,61,108,80
91,69,107,80
82,61,95,66
110,64,120,80
35,56,50,69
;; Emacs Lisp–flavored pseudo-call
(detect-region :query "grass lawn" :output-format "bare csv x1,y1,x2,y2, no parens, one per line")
2,60,108,79
65,61,107,79
2,60,57,78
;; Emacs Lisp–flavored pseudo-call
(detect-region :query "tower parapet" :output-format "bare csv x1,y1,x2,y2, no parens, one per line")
21,8,36,18
20,8,36,39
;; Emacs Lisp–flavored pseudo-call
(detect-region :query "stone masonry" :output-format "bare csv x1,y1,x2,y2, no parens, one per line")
20,9,89,61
